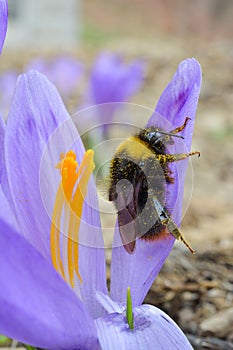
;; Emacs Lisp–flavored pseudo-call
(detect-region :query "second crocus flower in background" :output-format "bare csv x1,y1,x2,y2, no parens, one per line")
83,52,145,136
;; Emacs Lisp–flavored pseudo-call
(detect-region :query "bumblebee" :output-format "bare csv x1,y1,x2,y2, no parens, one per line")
109,117,200,254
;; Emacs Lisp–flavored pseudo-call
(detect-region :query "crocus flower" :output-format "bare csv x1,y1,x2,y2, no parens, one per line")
0,0,7,53
0,57,201,349
89,53,144,105
84,52,145,134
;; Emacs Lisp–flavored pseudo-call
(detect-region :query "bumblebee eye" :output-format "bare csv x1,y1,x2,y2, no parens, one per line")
139,161,145,168
146,131,155,140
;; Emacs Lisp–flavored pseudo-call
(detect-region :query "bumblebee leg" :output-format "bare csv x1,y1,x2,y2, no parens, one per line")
152,197,195,253
156,151,200,165
165,218,195,254
169,117,190,135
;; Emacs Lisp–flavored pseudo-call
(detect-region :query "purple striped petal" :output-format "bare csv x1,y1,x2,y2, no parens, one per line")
78,197,108,317
153,58,202,224
0,219,99,350
111,227,174,306
0,0,7,54
95,291,124,314
39,113,107,318
95,304,193,350
0,186,18,230
3,70,107,316
0,117,18,230
3,70,72,259
153,58,202,136
111,59,202,305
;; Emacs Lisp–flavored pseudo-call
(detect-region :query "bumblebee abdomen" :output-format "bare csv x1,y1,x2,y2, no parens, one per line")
108,129,174,245
109,156,148,208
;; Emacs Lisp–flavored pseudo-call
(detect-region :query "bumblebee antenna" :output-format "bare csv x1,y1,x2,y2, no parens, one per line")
158,131,184,139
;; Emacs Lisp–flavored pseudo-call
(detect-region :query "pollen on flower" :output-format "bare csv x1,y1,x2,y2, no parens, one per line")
50,149,95,288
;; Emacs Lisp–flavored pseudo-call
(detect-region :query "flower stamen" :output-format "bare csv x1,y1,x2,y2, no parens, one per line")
50,149,95,288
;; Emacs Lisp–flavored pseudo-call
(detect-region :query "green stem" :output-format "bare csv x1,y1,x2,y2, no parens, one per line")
126,287,134,330
24,345,39,350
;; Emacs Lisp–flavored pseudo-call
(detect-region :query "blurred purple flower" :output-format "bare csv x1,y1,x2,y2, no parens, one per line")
0,0,7,53
85,52,145,129
89,53,144,104
0,57,201,349
26,55,83,97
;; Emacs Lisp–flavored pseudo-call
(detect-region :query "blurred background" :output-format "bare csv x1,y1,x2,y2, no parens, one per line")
1,0,233,349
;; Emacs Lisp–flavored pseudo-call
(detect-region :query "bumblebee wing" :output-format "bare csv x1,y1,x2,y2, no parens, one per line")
117,173,146,253
117,191,136,254
97,176,111,202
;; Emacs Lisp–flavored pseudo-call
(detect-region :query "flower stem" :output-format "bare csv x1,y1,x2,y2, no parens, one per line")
24,345,39,350
126,287,134,330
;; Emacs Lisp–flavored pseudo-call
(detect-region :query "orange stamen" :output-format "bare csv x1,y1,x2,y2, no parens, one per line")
71,150,95,279
50,149,95,288
50,183,66,280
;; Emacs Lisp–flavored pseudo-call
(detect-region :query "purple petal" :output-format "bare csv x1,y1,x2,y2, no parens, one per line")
89,53,122,105
111,59,202,305
3,70,107,316
3,70,72,259
95,304,193,350
0,186,18,230
39,115,107,318
50,55,83,96
0,0,7,54
111,226,174,305
78,197,108,318
0,116,16,229
153,58,202,139
88,53,144,124
152,59,202,228
119,59,145,100
0,219,99,350
0,117,17,229
0,113,5,179
95,291,124,314
87,53,144,135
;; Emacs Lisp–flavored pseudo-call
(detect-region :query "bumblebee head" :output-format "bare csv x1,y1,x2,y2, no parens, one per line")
139,127,184,150
145,129,163,144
